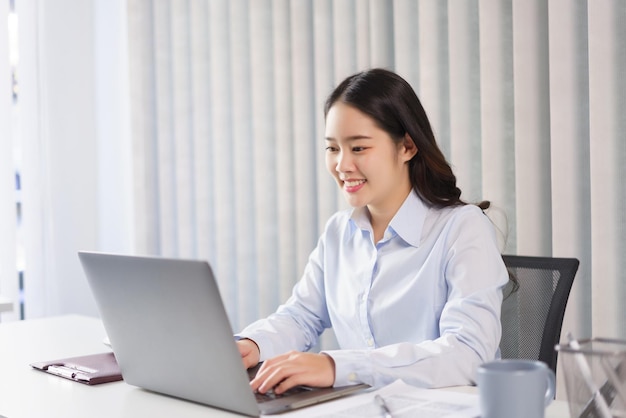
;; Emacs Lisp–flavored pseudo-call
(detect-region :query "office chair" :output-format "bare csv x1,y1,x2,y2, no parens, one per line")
499,255,579,374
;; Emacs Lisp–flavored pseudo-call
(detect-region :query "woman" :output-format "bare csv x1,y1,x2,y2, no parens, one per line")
236,68,508,395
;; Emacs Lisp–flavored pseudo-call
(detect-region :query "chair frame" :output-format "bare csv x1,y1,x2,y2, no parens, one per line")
501,255,579,373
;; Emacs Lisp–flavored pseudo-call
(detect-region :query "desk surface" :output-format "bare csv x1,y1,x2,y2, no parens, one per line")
0,315,242,417
0,315,572,418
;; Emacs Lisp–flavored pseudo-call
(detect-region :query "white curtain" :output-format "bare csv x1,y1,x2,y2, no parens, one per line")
0,0,133,321
126,0,626,353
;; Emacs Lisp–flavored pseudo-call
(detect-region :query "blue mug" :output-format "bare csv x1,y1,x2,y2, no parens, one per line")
477,359,556,418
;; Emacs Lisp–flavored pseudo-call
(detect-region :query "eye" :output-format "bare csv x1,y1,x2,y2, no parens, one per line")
325,145,338,152
352,146,366,152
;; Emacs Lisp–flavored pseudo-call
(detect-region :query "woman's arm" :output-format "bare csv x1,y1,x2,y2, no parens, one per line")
235,232,332,362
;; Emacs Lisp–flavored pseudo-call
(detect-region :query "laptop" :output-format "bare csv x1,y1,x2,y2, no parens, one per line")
78,251,368,416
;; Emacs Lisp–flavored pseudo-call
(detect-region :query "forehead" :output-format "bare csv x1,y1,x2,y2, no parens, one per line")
324,102,381,139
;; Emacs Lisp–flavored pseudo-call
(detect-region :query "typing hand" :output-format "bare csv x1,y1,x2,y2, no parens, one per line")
237,338,261,369
250,351,336,395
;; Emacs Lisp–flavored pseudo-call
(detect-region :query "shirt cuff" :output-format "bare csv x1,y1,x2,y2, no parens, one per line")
234,332,279,362
322,349,371,387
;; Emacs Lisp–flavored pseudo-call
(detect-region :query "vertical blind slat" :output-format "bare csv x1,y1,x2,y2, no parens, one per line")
129,0,159,254
207,0,237,322
273,0,298,304
332,0,357,81
250,0,280,318
512,0,552,255
393,0,420,93
369,0,394,69
355,1,370,69
291,1,318,276
171,0,195,257
478,0,516,253
417,0,450,157
313,1,341,235
547,0,591,339
588,0,626,338
189,0,214,262
448,0,482,203
229,0,256,324
153,1,176,256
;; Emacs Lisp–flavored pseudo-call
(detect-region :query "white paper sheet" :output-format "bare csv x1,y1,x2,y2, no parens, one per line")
267,380,481,418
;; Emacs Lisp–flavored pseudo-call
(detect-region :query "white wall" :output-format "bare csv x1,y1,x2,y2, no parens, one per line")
0,0,19,321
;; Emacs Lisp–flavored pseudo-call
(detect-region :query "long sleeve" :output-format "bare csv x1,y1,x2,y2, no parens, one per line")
236,238,332,361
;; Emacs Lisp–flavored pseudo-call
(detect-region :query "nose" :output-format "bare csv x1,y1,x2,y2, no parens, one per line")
335,150,353,174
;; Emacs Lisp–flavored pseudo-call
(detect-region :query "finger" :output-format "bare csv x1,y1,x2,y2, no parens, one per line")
255,364,292,394
253,356,302,393
250,352,292,389
249,365,275,392
255,362,310,393
273,373,308,394
249,375,263,392
273,354,334,393
251,351,326,393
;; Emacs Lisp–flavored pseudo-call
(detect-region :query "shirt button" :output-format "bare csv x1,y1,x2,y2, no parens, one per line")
348,373,357,382
367,338,374,347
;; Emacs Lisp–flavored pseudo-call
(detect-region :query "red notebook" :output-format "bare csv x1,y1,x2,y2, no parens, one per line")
30,352,123,385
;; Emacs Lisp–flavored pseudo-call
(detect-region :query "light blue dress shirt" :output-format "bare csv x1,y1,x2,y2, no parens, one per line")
238,190,509,389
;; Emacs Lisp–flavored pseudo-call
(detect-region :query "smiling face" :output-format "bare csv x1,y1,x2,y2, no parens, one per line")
324,101,417,217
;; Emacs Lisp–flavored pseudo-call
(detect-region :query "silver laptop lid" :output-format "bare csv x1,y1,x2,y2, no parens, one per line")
78,251,260,416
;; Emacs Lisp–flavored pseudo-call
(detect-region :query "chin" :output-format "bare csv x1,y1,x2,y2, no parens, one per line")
346,203,365,209
342,195,367,209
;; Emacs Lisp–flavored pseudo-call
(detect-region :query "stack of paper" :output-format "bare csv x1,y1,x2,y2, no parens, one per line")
267,380,480,418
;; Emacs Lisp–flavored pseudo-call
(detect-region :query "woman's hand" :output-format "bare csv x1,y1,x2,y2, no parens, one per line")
237,338,261,369
250,351,336,395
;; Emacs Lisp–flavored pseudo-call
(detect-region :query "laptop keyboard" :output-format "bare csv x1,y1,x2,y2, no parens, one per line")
254,386,312,403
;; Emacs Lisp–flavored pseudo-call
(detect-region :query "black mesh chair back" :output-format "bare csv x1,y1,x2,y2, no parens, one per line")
500,255,579,374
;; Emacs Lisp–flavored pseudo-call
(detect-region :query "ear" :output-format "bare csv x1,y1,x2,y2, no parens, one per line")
400,133,418,162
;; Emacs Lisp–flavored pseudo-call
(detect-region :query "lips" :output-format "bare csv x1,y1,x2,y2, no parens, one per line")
343,179,366,193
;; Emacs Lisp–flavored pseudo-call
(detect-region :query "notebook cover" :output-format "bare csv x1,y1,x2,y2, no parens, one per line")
30,352,123,385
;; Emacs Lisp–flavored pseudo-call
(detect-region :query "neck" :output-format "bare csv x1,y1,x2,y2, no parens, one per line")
368,188,412,242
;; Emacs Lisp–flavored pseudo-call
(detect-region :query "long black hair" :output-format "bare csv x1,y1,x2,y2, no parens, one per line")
324,68,485,209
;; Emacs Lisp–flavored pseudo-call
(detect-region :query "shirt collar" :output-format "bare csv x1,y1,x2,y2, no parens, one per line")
349,190,428,248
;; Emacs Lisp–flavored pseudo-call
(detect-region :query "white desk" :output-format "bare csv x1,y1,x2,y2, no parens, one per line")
0,315,572,418
0,315,241,417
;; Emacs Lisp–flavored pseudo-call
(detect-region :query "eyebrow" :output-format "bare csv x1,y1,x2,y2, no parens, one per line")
324,135,373,141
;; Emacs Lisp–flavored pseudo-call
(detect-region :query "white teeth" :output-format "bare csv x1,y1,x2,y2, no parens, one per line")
344,180,365,187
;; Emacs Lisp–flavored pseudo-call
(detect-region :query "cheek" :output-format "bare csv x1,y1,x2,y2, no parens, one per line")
325,155,336,174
